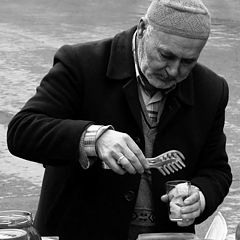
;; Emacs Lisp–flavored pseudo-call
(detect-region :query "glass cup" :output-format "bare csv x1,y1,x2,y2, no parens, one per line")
0,210,41,240
165,180,191,222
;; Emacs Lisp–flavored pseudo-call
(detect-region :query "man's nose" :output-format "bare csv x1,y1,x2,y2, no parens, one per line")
167,59,180,77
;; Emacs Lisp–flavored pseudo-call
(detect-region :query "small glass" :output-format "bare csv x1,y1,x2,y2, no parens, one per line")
165,180,191,222
0,210,41,240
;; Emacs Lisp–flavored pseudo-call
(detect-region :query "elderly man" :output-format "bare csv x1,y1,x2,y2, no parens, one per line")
7,0,232,240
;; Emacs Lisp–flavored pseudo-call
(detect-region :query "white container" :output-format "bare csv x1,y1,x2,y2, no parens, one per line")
0,229,28,240
137,232,198,240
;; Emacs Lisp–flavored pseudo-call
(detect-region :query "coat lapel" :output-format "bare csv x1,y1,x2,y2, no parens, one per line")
155,74,195,150
161,72,195,128
106,26,137,80
106,26,143,130
157,94,182,133
122,78,143,131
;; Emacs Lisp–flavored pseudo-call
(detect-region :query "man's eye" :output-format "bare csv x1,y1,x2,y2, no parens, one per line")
181,59,196,65
161,53,174,60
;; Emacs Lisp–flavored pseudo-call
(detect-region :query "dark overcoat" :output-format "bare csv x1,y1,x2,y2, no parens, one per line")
7,26,232,240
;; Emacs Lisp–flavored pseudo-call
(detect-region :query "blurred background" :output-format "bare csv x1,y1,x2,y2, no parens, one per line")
0,0,239,239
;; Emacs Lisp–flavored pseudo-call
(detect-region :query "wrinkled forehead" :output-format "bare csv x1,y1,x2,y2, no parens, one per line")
146,28,207,58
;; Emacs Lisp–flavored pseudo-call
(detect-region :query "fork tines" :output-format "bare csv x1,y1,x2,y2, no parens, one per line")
146,150,186,176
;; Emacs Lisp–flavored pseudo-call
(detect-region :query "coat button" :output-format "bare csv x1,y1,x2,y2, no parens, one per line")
124,190,135,202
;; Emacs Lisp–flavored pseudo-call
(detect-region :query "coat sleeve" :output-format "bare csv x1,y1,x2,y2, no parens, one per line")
7,45,93,166
191,78,232,223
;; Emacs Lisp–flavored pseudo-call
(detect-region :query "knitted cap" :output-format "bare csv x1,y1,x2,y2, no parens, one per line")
146,0,211,39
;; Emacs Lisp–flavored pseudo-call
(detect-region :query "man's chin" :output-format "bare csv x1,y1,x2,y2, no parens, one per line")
152,81,177,90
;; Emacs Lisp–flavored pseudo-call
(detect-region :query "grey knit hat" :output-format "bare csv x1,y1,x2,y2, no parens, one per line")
146,0,211,40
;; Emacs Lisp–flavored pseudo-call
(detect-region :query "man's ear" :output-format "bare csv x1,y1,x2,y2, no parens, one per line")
137,17,148,39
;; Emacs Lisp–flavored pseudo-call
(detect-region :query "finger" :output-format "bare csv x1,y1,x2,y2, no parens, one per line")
190,185,200,194
180,203,201,222
181,209,201,221
114,151,136,174
122,151,143,174
181,203,201,220
116,155,136,174
120,140,145,174
102,155,126,175
177,218,194,227
181,200,201,214
126,138,148,169
184,191,200,205
160,194,168,203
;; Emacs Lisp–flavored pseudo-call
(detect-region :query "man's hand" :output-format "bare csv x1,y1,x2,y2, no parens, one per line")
96,129,148,175
161,186,202,226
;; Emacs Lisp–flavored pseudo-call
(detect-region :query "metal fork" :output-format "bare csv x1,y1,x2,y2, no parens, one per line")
146,150,186,176
102,150,185,175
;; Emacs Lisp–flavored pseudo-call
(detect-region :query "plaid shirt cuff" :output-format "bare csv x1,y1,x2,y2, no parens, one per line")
79,125,113,169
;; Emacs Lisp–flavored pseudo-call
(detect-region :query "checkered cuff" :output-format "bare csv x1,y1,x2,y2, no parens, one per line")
79,125,113,169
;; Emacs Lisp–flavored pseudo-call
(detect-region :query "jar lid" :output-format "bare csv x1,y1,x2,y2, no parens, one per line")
0,229,28,240
0,211,30,228
0,216,28,228
137,232,197,240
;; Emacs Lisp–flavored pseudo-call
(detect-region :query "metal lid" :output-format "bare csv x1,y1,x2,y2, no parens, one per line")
0,211,31,228
137,232,197,240
0,229,28,240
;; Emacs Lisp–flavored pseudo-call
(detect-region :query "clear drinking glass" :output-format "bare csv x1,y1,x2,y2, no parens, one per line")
0,210,41,240
165,180,191,222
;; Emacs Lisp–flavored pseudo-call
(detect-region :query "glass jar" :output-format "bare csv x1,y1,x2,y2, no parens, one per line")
0,210,41,240
0,229,28,240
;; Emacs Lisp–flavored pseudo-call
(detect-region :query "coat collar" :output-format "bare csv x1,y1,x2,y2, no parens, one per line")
174,73,195,106
106,26,195,107
106,26,137,80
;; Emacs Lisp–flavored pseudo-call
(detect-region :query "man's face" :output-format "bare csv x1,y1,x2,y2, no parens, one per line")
137,24,207,89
